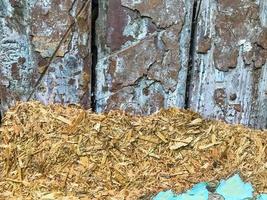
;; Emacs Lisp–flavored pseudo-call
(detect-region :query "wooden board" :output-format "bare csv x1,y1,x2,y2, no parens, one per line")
94,0,194,114
189,0,267,128
0,0,92,112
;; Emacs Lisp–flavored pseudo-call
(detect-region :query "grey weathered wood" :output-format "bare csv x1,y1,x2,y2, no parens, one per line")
189,0,267,128
95,0,194,114
0,0,92,111
0,0,34,111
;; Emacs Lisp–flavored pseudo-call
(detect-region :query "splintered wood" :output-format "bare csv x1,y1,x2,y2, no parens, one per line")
0,102,266,199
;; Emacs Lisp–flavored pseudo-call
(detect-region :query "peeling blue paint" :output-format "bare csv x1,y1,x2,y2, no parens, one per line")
215,174,254,200
177,182,209,200
257,194,267,200
153,174,266,200
154,182,208,200
153,190,179,200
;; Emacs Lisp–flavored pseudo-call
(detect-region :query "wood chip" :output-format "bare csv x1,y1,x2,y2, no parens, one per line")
0,101,266,199
169,137,194,150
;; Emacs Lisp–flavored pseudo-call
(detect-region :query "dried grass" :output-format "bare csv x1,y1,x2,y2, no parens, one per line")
0,101,266,199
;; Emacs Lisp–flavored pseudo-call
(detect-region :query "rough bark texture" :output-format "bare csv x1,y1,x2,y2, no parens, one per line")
189,0,267,128
95,0,193,114
0,0,91,113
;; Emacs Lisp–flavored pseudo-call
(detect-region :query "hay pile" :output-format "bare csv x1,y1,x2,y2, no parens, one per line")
0,102,266,199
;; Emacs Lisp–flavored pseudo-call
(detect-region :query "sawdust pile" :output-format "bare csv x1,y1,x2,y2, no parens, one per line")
0,102,266,199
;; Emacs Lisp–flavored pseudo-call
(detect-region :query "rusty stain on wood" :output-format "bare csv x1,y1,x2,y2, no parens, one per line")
0,0,92,111
189,0,267,128
95,0,194,115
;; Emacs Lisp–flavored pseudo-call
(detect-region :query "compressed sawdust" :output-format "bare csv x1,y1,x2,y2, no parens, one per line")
0,101,266,199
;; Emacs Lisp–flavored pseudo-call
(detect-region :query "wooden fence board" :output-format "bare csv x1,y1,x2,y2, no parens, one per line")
189,0,267,128
95,0,194,114
0,0,92,113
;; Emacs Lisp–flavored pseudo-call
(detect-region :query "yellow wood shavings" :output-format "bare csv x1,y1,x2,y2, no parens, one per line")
0,101,266,199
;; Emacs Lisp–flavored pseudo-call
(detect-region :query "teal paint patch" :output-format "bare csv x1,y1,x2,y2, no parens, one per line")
153,190,179,200
153,182,209,200
215,174,254,200
177,182,209,200
153,174,266,200
257,194,267,200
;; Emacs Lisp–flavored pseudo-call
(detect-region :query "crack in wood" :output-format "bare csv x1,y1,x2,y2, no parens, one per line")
91,0,99,112
185,0,202,109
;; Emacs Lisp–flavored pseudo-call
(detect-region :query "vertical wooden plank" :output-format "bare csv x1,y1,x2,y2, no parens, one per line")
189,0,267,128
0,0,92,112
0,0,34,112
95,0,194,114
30,0,92,107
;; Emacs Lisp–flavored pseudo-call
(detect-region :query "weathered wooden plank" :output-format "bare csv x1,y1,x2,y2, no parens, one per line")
95,0,194,114
31,0,92,107
0,0,92,112
189,0,267,128
0,0,35,112
1,0,266,130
